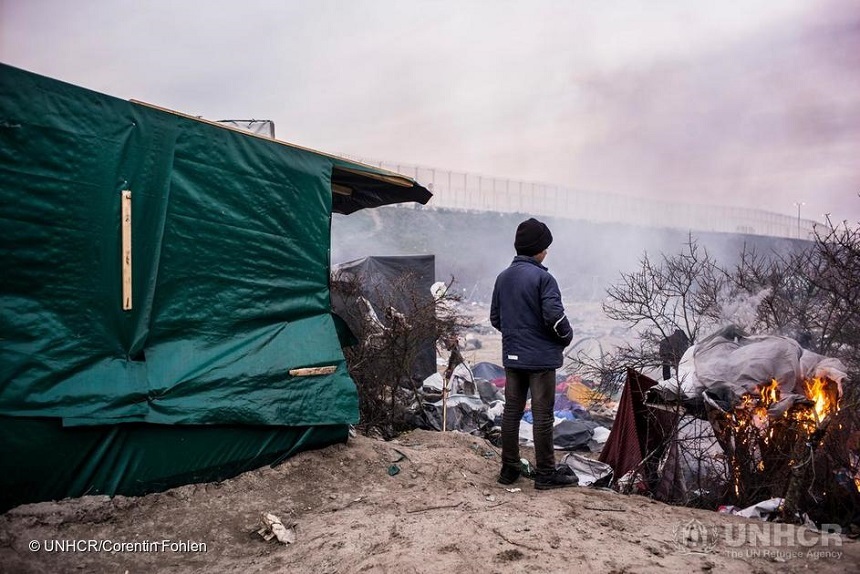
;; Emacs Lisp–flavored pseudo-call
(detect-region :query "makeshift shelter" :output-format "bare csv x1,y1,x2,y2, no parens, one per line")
331,255,436,381
598,369,678,493
0,64,431,511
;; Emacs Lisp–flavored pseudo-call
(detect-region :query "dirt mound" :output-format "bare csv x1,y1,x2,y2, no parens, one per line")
0,429,856,573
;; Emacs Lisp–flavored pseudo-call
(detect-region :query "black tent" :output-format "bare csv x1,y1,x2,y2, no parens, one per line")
331,255,437,381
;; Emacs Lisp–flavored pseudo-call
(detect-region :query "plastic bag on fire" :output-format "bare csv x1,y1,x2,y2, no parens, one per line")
681,325,847,411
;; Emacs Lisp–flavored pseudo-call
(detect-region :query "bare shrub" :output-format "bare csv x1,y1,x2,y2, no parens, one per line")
570,235,726,396
331,272,470,439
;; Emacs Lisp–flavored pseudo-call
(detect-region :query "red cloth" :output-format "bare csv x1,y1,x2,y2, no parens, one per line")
599,369,676,482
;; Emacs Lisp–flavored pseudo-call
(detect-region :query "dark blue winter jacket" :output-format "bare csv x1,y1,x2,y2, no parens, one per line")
490,256,573,370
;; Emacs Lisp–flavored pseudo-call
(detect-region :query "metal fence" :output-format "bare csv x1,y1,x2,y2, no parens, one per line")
342,155,817,239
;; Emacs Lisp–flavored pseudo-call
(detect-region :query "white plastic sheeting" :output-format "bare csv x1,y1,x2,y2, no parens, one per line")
655,325,848,410
559,452,613,487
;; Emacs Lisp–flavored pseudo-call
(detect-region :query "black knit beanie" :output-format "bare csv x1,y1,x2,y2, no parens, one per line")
514,218,553,256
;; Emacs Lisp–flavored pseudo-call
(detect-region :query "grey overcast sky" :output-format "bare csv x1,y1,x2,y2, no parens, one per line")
2,0,859,223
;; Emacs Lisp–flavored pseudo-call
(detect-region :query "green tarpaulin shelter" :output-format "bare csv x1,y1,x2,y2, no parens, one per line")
0,64,431,511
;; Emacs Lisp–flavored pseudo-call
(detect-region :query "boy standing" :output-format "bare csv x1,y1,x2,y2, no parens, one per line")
490,218,577,490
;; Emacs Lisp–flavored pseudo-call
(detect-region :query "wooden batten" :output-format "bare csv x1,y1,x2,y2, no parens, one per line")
289,366,337,377
121,190,132,310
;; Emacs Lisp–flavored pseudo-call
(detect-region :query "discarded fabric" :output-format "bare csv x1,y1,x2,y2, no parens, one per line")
257,513,296,544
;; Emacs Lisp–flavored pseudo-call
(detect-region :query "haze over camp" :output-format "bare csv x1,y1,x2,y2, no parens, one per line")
2,0,859,223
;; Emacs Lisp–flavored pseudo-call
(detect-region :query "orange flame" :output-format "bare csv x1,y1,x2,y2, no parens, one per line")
735,377,840,434
802,377,839,423
760,379,780,407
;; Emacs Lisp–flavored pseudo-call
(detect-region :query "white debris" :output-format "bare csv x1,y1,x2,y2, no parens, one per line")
257,512,296,544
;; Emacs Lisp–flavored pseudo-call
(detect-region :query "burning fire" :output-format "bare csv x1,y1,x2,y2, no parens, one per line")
727,376,845,499
760,379,780,407
802,377,839,423
730,377,841,454
740,377,840,427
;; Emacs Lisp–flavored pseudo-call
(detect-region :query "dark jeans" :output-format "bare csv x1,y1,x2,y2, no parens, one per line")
501,368,556,474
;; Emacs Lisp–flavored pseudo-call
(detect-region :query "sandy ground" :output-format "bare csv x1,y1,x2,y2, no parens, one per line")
1,429,856,574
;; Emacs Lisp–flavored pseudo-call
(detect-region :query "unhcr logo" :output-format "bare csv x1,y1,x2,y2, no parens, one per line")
672,520,844,558
723,523,842,548
673,519,719,554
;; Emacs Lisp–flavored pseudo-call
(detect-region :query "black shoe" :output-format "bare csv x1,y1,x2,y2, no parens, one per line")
497,464,521,485
534,466,579,490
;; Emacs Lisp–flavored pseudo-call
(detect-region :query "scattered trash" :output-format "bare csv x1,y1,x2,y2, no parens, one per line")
588,426,611,452
472,362,505,381
390,449,408,463
519,458,534,478
422,372,444,392
257,513,296,544
505,488,522,493
388,464,401,476
470,443,496,459
718,497,783,520
559,453,613,487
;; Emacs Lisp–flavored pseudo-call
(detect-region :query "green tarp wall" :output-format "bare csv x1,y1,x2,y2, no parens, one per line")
0,64,418,510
